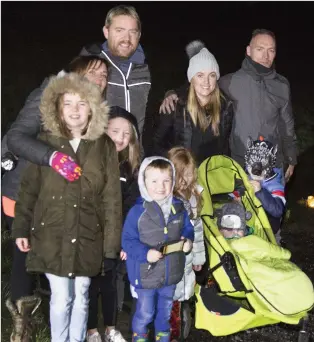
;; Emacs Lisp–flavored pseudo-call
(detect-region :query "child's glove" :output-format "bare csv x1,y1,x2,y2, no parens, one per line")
50,151,82,182
182,238,193,253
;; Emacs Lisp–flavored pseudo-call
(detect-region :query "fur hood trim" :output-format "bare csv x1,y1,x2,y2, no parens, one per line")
40,73,109,140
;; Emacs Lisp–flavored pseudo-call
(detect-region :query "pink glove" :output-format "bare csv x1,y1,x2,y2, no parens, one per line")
50,152,82,182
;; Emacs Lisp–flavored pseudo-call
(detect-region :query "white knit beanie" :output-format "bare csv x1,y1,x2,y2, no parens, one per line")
186,40,220,82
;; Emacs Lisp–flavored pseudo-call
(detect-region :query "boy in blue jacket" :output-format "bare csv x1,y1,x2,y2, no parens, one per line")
122,157,194,342
245,136,286,236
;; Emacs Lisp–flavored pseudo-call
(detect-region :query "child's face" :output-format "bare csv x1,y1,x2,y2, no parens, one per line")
145,167,173,202
107,117,132,152
178,165,194,191
62,93,90,131
219,228,245,240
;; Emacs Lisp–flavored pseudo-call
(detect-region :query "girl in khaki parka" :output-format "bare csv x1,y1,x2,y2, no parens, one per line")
12,73,122,342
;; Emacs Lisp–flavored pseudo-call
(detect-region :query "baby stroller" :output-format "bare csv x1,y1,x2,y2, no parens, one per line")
194,155,314,340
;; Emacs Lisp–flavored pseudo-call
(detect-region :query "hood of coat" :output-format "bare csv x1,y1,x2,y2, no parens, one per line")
40,73,109,140
138,156,176,202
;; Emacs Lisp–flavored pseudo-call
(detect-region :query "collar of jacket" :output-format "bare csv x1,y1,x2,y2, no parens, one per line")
135,195,183,207
241,55,277,81
101,41,146,66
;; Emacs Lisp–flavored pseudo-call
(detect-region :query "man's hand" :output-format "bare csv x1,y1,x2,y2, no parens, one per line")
249,180,261,193
182,237,193,253
285,164,295,183
16,238,30,252
147,249,163,263
159,93,178,114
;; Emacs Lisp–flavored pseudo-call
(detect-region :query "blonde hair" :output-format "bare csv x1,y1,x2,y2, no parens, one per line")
168,147,202,215
105,5,141,32
187,83,223,135
117,122,140,174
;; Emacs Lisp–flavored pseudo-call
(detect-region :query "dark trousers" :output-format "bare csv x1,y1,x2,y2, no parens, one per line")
5,215,37,302
87,270,118,329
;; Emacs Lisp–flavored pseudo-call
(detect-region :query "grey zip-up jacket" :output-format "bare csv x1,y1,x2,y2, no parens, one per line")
80,42,151,136
219,56,297,167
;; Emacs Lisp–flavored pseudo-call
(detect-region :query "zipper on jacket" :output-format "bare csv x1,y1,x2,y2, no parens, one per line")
101,51,130,112
153,202,181,286
125,63,132,111
152,202,169,285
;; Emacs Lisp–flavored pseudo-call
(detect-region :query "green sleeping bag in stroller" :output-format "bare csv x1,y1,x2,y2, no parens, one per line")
194,155,314,336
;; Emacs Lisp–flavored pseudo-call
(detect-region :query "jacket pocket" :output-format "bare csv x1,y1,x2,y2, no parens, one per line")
30,201,48,251
166,252,185,286
140,259,166,289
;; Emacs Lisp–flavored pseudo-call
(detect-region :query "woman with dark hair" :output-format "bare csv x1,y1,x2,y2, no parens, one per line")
153,40,234,166
2,55,110,342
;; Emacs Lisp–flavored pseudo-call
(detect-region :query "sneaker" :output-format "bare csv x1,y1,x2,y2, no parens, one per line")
104,328,127,342
86,331,102,342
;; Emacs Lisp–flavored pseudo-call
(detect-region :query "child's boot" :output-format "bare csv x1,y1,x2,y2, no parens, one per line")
6,295,42,342
156,331,171,342
132,332,149,342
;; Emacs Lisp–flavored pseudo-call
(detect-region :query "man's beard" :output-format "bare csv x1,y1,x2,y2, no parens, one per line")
109,40,136,59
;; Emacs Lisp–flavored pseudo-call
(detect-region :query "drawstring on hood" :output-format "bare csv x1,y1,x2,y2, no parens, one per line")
138,156,176,223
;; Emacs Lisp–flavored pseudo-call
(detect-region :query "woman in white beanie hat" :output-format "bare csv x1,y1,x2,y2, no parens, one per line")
153,40,234,165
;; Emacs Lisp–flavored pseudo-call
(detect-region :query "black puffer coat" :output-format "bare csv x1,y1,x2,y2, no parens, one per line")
119,160,140,221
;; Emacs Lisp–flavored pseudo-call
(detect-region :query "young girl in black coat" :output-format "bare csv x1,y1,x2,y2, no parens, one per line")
87,106,141,342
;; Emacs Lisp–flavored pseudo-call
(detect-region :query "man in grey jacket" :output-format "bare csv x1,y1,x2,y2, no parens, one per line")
80,5,151,137
6,5,151,167
159,29,297,182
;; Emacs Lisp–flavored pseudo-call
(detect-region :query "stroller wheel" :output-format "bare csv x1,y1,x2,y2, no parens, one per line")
181,302,192,340
297,316,310,342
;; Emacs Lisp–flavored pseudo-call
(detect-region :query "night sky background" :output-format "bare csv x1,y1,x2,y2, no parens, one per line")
2,1,314,139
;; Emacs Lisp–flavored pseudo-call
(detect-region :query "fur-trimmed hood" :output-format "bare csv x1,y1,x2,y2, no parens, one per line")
40,73,109,140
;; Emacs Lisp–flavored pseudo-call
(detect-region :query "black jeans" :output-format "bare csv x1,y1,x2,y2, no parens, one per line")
87,270,118,329
5,215,37,302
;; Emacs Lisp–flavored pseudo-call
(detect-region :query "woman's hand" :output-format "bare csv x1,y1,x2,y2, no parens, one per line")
120,250,127,261
16,238,30,252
